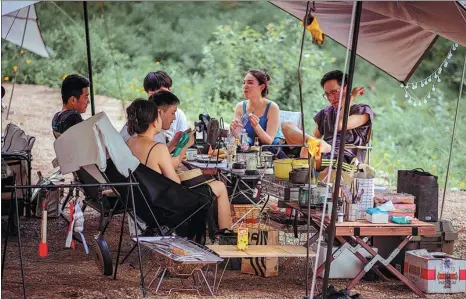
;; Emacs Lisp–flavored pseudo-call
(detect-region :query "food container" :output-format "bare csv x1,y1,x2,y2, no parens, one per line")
273,159,309,180
299,184,316,208
258,151,274,168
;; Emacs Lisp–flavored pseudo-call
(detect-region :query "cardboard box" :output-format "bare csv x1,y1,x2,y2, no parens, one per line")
404,249,466,293
240,229,279,277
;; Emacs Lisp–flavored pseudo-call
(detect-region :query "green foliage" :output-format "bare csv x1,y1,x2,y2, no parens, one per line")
1,1,465,189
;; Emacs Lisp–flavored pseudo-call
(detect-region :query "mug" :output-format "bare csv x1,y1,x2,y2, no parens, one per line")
186,149,198,161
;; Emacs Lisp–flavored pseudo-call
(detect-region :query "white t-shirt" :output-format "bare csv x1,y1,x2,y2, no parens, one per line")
120,108,189,144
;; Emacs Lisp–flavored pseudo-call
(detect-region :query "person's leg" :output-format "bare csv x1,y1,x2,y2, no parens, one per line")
281,122,312,145
207,181,232,229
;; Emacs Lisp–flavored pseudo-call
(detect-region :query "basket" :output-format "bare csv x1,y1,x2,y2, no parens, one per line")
232,204,261,224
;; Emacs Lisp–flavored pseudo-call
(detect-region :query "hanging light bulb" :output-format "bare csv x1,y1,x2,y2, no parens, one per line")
405,93,409,98
427,93,431,99
428,77,432,82
400,84,404,88
424,99,427,104
432,86,436,92
408,98,412,103
421,82,424,87
438,78,441,83
444,61,448,67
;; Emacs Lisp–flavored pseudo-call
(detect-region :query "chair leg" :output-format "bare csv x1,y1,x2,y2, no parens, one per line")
1,194,15,279
13,189,27,298
113,186,131,280
120,242,137,265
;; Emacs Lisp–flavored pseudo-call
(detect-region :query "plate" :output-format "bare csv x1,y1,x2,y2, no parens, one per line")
196,155,224,163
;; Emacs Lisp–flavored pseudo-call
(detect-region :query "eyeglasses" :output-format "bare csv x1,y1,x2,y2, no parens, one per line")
322,88,340,99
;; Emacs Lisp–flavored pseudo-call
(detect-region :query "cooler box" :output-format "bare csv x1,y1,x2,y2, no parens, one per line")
404,249,466,294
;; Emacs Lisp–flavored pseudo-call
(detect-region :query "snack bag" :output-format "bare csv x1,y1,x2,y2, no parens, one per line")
237,227,248,250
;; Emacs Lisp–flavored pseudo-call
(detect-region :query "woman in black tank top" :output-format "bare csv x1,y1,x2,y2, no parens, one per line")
124,99,233,231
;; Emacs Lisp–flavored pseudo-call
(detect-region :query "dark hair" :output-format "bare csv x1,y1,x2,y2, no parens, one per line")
1,86,5,99
320,70,349,88
149,90,180,110
247,69,271,97
61,74,90,104
126,98,159,135
143,71,172,93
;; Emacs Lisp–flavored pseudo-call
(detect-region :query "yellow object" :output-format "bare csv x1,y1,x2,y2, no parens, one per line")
237,227,248,250
307,138,321,159
273,159,309,180
303,16,325,45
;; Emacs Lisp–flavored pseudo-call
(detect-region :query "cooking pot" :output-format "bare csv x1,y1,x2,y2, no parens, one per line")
273,159,309,180
289,167,310,184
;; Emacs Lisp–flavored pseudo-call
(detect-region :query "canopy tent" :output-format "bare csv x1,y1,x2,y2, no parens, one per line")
272,1,466,83
1,2,465,298
1,1,50,58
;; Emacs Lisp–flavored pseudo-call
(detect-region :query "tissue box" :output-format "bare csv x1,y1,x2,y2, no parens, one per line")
365,212,389,223
404,249,466,293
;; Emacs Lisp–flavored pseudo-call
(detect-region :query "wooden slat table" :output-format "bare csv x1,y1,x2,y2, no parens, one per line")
286,201,436,298
207,245,315,293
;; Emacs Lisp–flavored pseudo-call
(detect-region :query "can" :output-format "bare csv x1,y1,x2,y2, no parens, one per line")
337,211,344,223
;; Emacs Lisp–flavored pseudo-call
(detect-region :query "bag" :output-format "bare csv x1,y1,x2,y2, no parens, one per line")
241,228,279,277
2,123,35,153
32,185,61,218
178,169,215,188
397,169,438,222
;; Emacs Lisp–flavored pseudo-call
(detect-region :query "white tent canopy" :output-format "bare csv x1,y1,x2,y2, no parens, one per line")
1,1,50,58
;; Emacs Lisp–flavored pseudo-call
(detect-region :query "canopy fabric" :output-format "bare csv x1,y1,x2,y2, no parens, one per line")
271,1,466,83
1,1,50,58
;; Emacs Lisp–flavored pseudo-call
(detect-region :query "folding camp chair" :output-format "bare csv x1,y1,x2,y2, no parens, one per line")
54,112,214,280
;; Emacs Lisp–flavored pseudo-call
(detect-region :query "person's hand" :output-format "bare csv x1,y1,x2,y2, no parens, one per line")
186,130,195,148
172,131,182,144
248,114,260,129
230,118,242,131
351,86,365,99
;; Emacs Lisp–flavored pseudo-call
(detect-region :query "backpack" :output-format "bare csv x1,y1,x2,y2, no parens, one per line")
1,123,35,153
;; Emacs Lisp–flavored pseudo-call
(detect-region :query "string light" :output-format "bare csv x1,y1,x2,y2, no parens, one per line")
401,43,458,106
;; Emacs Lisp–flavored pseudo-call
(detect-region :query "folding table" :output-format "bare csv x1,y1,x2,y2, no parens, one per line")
183,161,269,228
286,202,436,298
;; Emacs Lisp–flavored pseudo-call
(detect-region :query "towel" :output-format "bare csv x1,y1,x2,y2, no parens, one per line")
54,112,139,177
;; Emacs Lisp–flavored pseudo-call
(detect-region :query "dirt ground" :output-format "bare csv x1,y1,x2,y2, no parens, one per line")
1,84,466,299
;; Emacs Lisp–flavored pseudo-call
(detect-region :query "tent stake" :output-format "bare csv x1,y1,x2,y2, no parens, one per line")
321,2,363,298
83,1,95,116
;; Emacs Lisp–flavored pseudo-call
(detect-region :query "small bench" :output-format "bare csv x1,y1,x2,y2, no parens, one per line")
207,245,315,293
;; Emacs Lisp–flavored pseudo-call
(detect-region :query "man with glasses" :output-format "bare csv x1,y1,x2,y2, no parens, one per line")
281,70,373,169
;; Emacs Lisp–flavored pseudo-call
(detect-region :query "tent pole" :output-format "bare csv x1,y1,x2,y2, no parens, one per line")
83,1,95,116
321,2,363,298
295,2,312,298
440,53,465,219
5,6,30,120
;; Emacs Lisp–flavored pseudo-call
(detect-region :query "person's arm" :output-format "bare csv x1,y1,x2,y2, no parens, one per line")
170,130,195,168
157,145,181,183
230,103,244,135
249,102,280,145
336,87,369,131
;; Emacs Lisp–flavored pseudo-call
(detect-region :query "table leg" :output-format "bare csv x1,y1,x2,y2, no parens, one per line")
349,236,426,298
216,258,230,294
